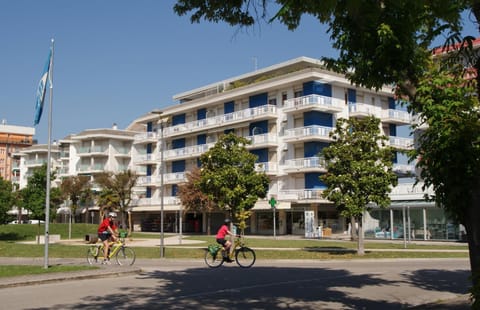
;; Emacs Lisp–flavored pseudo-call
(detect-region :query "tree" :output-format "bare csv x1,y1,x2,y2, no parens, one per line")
173,1,480,301
321,116,398,255
173,1,469,91
409,62,480,304
18,164,62,233
199,133,269,232
177,167,216,234
59,175,91,223
0,177,14,224
94,170,138,235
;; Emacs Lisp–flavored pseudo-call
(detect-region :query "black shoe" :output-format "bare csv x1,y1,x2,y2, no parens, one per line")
224,257,234,263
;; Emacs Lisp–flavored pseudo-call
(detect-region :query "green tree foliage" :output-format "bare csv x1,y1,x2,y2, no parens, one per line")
177,167,216,234
59,175,91,223
94,170,138,233
199,133,269,232
322,116,398,255
409,62,480,304
0,177,14,224
173,0,467,91
18,164,62,223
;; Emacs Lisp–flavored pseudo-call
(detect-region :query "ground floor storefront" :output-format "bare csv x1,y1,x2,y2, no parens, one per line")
129,201,464,242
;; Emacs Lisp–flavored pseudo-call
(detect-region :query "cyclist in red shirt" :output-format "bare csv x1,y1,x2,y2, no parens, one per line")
97,212,118,264
216,218,235,262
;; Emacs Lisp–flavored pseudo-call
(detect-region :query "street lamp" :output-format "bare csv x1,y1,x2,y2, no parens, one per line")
151,109,166,258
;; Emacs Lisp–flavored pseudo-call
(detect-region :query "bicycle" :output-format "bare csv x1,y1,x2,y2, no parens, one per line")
86,232,136,266
204,235,256,268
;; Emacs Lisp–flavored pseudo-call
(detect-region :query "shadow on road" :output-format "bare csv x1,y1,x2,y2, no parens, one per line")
38,265,470,310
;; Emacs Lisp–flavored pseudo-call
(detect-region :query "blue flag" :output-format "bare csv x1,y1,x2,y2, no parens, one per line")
34,49,52,126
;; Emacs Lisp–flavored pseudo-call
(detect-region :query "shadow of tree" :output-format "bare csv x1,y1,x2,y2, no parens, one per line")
0,232,26,241
406,269,470,294
304,246,356,254
35,265,470,310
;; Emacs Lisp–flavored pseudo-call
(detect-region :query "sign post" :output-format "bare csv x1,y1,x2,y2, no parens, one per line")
269,197,277,238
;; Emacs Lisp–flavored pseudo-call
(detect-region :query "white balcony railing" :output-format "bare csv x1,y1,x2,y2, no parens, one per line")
389,136,414,149
254,162,278,173
383,109,411,124
349,103,380,117
284,125,333,141
283,94,343,112
284,156,327,171
133,131,158,144
163,105,277,137
164,143,214,160
246,133,277,146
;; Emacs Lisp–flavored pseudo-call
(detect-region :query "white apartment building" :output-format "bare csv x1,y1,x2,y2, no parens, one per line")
128,57,458,240
14,57,461,241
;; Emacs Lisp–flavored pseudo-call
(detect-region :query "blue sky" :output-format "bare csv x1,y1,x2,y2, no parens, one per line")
1,1,477,144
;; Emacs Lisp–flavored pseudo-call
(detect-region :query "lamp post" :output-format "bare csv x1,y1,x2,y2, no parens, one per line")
152,109,165,258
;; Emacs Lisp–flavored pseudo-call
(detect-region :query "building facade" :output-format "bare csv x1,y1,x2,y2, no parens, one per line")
128,57,454,240
0,122,35,183
13,57,461,241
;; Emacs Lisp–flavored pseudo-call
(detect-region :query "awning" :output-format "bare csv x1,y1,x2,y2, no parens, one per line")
131,205,181,212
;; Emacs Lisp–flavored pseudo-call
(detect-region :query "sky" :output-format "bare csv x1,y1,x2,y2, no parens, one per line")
1,1,478,144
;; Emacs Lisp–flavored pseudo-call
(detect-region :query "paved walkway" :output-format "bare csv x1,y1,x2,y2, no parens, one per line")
1,235,473,309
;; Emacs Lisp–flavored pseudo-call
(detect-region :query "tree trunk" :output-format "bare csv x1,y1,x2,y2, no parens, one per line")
128,211,133,237
207,212,211,235
465,178,480,306
350,216,358,241
356,216,365,256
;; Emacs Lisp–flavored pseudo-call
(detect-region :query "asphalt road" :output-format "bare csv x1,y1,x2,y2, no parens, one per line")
0,258,471,309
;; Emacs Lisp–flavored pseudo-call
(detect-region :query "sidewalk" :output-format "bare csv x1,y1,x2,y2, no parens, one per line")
1,235,473,309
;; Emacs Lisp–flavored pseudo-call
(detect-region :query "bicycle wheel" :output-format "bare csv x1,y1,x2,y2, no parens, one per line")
115,246,136,266
204,249,224,268
86,246,100,265
235,247,256,268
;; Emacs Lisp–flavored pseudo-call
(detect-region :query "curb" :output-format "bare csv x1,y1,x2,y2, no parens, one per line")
0,266,142,289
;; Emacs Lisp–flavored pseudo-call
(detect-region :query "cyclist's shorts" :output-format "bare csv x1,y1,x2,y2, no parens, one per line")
216,238,227,246
98,231,111,241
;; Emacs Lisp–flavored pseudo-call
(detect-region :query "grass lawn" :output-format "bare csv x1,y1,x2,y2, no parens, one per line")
0,223,469,262
0,265,98,278
0,223,470,278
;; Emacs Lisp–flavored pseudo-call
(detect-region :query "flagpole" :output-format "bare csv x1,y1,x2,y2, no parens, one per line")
44,38,54,269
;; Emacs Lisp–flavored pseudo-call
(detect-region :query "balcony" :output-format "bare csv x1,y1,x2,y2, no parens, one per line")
283,125,332,143
164,172,186,184
254,162,278,174
278,189,327,202
25,159,48,167
114,147,131,157
393,163,415,176
389,182,434,201
77,163,105,173
132,153,158,165
246,133,278,149
133,131,158,144
131,196,181,210
77,146,108,157
382,109,411,125
164,143,213,161
389,136,414,150
283,94,343,114
163,105,277,137
349,103,380,118
56,167,70,175
136,175,162,186
283,156,327,173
